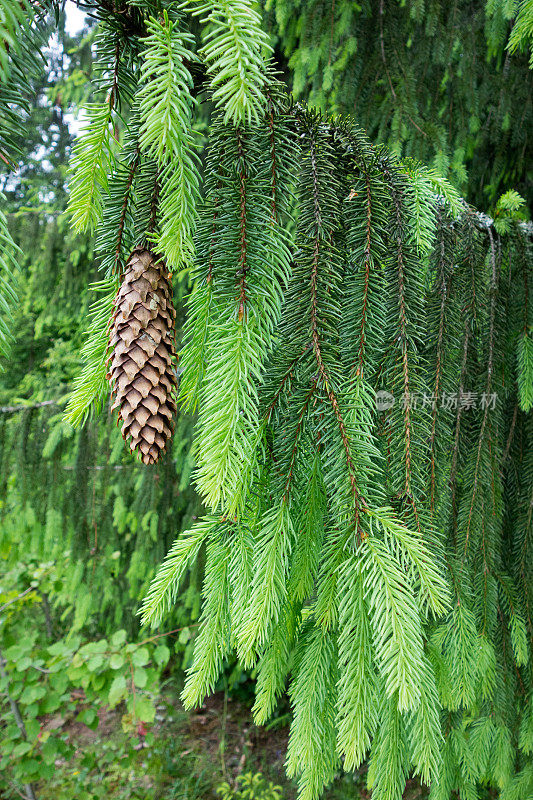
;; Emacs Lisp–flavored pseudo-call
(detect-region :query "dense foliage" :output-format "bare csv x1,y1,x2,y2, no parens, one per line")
265,0,533,209
0,581,171,798
143,104,532,800
0,3,532,800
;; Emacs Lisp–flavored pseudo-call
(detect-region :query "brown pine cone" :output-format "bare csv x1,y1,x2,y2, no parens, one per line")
107,247,177,464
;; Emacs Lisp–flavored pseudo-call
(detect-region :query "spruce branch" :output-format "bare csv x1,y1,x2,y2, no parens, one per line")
95,135,140,278
367,692,409,800
405,654,443,784
461,226,499,557
192,121,292,514
0,0,31,82
362,535,425,712
137,12,198,165
137,11,200,268
67,102,118,233
186,0,272,126
286,624,339,800
517,332,533,412
139,517,219,627
63,278,119,427
336,556,378,770
507,0,533,67
252,599,301,725
181,531,231,708
370,508,450,616
0,0,49,166
240,501,294,664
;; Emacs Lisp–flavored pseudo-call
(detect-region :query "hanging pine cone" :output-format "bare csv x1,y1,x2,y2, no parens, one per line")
107,247,177,465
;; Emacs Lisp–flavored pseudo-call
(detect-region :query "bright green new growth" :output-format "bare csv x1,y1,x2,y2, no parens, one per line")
187,0,272,126
66,102,117,233
138,12,198,165
402,162,464,255
137,11,200,268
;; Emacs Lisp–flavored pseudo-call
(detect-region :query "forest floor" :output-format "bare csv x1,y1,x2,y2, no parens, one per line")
38,687,429,800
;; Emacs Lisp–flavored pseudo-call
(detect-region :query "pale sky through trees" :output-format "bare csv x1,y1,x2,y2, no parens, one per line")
65,0,86,36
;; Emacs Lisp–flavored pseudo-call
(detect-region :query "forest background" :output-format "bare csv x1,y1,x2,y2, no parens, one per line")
0,2,531,799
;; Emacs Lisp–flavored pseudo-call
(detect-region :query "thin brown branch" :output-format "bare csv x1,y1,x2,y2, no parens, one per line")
0,587,33,613
430,220,454,512
355,174,373,374
0,400,58,414
464,228,498,556
501,402,518,465
282,382,317,501
108,36,121,113
263,347,308,424
236,129,248,321
113,149,140,275
384,169,414,498
307,132,367,539
147,172,160,235
0,647,38,800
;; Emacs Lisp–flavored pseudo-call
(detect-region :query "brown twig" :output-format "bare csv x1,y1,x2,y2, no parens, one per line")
112,150,140,275
355,174,373,374
463,227,498,556
0,400,58,414
430,219,454,512
307,131,367,539
236,129,248,322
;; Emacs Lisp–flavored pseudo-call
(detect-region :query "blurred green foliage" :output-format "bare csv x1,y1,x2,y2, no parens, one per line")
0,557,171,795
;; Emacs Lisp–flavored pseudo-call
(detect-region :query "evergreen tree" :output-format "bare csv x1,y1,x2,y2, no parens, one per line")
0,3,532,800
264,0,533,209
